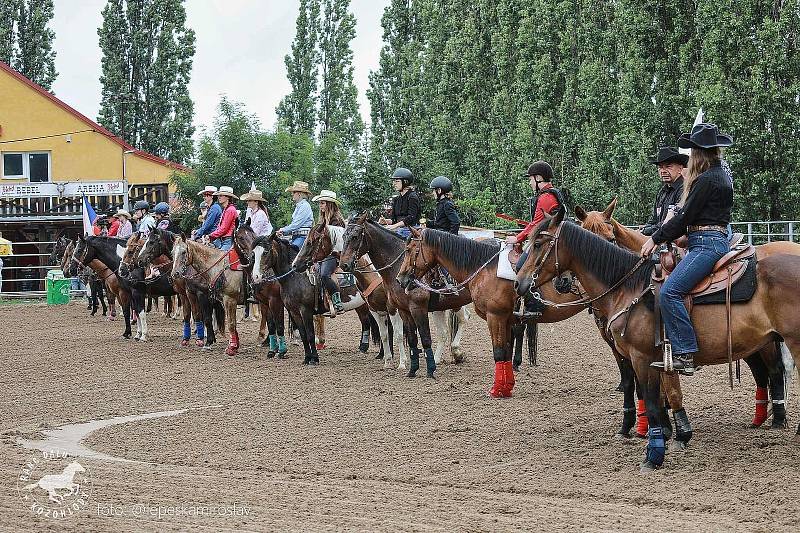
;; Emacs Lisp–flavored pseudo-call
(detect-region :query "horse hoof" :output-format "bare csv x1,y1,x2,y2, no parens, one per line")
195,340,205,347
359,343,369,353
426,371,436,379
277,353,288,360
639,460,659,474
309,358,319,366
670,440,688,452
635,432,647,439
614,431,632,440
226,349,237,357
770,420,789,430
615,382,624,392
267,350,276,358
180,340,189,347
122,333,131,339
374,353,383,360
406,370,417,378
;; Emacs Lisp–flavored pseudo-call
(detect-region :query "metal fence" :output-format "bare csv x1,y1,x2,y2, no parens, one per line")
0,239,85,299
730,221,799,245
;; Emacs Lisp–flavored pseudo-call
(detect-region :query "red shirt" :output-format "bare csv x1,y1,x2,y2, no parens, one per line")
210,204,238,239
107,218,121,237
516,183,560,243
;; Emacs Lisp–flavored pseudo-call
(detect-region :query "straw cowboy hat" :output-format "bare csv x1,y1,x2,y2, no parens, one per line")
113,209,131,219
197,185,218,196
213,186,238,199
311,189,341,204
240,189,267,203
285,180,311,194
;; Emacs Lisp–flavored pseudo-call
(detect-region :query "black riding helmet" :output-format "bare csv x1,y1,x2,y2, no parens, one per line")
390,167,414,185
429,176,452,193
133,200,150,211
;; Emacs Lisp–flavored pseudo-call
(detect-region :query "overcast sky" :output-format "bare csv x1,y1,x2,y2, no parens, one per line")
50,0,387,138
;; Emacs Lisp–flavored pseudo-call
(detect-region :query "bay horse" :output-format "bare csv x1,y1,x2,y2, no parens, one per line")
55,236,114,317
232,224,287,357
576,198,795,430
71,235,133,338
340,213,470,378
249,233,376,365
139,228,225,347
516,209,800,470
292,221,405,368
171,236,244,356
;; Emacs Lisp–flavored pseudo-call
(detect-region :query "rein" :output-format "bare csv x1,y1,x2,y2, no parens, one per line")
178,243,230,280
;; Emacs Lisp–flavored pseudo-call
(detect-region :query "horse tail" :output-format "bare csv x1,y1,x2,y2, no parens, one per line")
214,300,225,332
779,339,795,406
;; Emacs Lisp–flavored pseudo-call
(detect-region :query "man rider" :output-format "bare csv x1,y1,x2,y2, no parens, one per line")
642,146,687,236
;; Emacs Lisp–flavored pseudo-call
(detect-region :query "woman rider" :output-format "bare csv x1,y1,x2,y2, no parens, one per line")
312,189,346,315
208,186,239,251
277,181,314,248
641,123,734,376
379,167,421,238
426,176,460,235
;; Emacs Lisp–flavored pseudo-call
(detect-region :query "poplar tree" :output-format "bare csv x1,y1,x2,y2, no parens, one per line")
0,0,57,91
97,0,196,164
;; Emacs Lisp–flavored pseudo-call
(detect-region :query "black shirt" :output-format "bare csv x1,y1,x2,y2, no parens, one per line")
428,197,460,234
642,178,684,236
391,190,421,227
652,162,733,244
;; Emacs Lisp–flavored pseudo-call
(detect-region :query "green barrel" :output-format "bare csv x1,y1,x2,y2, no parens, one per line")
46,269,70,305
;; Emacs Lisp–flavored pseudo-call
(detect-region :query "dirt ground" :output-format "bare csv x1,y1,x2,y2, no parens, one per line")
2,300,800,532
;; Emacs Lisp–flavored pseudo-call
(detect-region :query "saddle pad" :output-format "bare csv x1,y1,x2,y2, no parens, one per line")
694,258,757,305
228,249,241,271
497,245,517,281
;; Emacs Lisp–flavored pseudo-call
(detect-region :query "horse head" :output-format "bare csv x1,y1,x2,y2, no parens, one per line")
72,233,95,268
171,234,190,280
139,228,168,266
251,233,276,284
576,197,618,243
233,224,256,268
293,222,331,273
340,212,370,272
515,207,566,296
396,226,428,289
118,233,143,278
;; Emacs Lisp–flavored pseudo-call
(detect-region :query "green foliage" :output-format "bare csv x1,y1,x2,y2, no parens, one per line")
98,0,195,164
0,0,57,91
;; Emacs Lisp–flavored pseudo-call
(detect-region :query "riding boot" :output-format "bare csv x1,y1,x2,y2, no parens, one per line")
267,334,278,358
651,352,695,376
331,292,344,313
424,347,436,378
408,347,420,378
513,293,544,319
277,336,288,359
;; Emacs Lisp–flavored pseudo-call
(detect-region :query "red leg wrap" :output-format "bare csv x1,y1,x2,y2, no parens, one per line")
752,387,769,427
489,361,512,398
636,399,648,438
503,361,515,396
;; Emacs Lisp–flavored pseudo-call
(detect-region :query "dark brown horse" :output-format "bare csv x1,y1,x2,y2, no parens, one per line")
516,210,800,471
576,198,795,430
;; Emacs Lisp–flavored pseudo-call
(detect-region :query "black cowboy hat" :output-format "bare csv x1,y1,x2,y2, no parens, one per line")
677,123,733,149
649,146,689,167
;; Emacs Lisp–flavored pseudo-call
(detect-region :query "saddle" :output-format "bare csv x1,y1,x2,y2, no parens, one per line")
227,249,242,271
496,243,521,281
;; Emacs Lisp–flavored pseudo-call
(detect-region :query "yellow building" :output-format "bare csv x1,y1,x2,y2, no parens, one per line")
0,60,189,294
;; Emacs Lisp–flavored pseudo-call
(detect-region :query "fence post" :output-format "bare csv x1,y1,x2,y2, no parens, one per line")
790,222,795,243
747,223,753,245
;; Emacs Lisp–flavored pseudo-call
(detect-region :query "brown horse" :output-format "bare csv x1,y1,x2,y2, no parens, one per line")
171,237,244,356
576,198,795,429
293,221,406,368
340,214,470,378
516,210,800,470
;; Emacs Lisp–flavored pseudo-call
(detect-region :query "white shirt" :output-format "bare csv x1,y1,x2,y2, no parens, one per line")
328,225,345,253
246,207,273,237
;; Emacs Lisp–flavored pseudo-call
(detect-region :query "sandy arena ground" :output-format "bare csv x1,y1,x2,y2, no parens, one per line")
2,300,800,532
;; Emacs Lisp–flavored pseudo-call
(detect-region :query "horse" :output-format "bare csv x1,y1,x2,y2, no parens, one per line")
515,209,800,471
249,233,376,365
139,228,225,347
53,236,112,317
292,221,405,369
117,233,184,342
340,213,470,378
171,236,244,356
232,224,287,357
71,235,134,338
576,198,794,430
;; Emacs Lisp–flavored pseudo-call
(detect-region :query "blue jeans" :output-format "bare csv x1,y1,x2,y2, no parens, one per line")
291,236,306,249
213,236,233,251
396,227,411,239
660,231,729,355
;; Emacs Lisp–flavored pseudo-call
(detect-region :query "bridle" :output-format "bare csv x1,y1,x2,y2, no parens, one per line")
342,220,406,274
526,221,565,287
403,231,433,281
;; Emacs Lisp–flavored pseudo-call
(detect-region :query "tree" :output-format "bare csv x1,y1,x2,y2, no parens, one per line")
276,0,320,135
97,0,196,164
0,0,57,91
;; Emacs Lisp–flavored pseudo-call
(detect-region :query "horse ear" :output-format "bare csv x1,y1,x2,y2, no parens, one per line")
574,205,587,222
245,217,252,227
409,226,422,238
602,197,618,220
548,206,565,228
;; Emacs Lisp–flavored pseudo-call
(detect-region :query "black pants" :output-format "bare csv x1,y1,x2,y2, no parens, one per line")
319,256,339,295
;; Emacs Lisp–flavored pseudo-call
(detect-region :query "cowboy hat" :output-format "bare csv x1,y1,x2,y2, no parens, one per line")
197,185,218,196
240,189,267,203
285,180,311,194
649,146,689,167
213,186,238,199
113,209,131,219
311,189,341,204
677,123,733,149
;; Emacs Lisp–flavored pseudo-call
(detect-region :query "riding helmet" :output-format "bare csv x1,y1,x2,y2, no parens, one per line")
390,167,414,184
429,176,452,193
154,202,170,215
522,160,554,182
133,200,150,211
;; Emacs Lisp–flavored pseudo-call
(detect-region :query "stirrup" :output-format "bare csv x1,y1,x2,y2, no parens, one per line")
651,356,695,376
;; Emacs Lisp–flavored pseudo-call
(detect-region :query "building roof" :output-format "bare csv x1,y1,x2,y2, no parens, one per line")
0,60,190,172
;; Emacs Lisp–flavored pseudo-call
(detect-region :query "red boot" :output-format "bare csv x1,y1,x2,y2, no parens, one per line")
751,387,769,428
635,399,648,438
488,361,512,398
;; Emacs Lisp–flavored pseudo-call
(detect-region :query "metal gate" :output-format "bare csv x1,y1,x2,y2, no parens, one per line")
0,239,85,299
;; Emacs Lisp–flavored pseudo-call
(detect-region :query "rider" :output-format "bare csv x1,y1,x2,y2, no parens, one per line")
132,200,156,234
113,209,134,238
193,185,222,241
153,202,181,233
641,123,734,376
240,188,273,237
426,176,460,234
506,161,563,318
312,189,347,315
276,181,314,248
642,146,687,236
380,167,421,238
208,186,239,251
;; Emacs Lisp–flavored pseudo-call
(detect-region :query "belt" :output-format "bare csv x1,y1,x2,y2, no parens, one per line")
687,225,727,234
291,228,311,237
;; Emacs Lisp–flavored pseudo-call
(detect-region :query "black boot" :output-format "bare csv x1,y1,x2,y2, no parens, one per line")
651,353,695,376
513,292,545,319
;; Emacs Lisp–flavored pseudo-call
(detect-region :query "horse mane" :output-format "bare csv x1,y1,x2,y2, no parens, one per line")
558,222,654,290
422,229,500,271
366,219,405,241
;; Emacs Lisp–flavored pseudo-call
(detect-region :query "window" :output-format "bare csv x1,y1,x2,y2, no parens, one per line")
1,151,50,181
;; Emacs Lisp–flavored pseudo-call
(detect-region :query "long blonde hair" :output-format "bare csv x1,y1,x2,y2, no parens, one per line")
681,147,722,205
